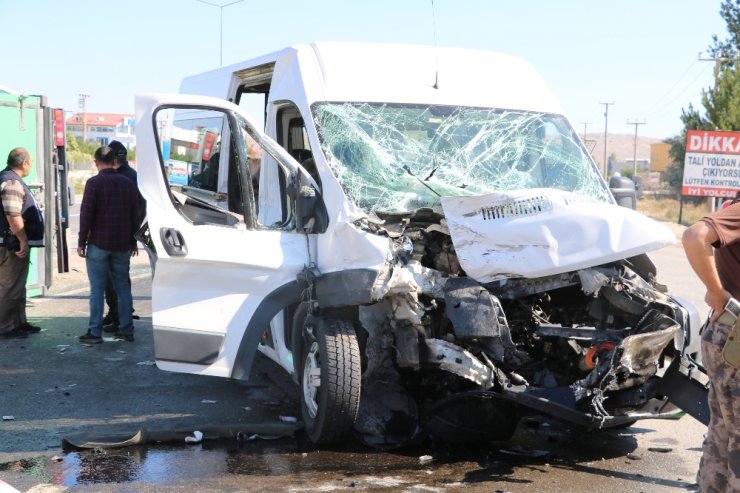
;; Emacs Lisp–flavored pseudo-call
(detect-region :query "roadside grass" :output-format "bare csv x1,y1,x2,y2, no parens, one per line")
637,197,711,226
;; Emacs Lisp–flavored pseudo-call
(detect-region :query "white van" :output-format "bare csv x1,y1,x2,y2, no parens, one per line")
135,42,707,446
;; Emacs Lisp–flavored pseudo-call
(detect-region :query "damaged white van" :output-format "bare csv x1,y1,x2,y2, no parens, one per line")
135,42,708,446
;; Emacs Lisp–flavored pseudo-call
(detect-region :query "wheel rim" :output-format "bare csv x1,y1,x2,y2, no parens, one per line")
302,341,321,419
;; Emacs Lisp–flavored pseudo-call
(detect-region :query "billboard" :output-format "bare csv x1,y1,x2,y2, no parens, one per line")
682,129,740,197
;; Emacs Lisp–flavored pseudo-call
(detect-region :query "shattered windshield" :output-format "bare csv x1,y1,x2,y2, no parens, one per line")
313,103,611,214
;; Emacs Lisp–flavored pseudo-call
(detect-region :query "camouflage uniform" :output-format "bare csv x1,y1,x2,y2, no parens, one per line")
688,202,740,493
697,319,740,493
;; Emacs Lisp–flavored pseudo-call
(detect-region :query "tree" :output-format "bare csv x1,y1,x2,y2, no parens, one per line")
669,0,740,193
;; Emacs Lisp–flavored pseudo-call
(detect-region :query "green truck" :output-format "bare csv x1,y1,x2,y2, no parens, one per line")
0,88,70,295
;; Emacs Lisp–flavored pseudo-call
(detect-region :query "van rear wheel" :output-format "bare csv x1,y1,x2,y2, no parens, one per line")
300,317,361,444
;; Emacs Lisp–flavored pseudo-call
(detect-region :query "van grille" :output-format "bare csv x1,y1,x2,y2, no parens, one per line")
478,195,552,220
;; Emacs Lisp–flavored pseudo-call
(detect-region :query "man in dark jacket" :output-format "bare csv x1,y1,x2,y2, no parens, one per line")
102,140,144,331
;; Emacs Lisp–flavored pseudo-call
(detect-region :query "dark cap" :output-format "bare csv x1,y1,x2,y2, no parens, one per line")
108,140,127,160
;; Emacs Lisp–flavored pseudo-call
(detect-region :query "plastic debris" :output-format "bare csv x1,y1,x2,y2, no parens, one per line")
184,431,203,443
243,406,252,411
50,455,63,462
419,455,434,465
201,399,217,404
104,357,124,362
2,416,14,421
279,415,298,423
136,360,156,366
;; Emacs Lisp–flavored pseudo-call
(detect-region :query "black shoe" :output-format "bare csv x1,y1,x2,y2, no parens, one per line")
102,312,118,326
79,332,102,344
114,332,134,342
19,322,41,333
2,327,28,339
102,323,119,334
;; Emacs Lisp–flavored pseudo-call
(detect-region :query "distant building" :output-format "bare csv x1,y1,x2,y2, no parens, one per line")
650,142,672,174
623,158,650,173
66,112,135,148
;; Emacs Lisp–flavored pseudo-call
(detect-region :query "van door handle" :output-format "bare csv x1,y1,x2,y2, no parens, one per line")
160,228,188,257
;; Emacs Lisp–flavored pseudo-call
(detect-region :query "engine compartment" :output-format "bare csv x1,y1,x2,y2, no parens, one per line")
332,208,687,446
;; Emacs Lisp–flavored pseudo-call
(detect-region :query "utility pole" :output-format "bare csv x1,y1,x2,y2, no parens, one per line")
580,121,591,141
698,53,740,94
627,119,646,176
697,54,740,211
78,93,89,143
600,101,615,177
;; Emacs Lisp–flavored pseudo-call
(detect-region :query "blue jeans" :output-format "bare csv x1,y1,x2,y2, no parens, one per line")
86,244,133,337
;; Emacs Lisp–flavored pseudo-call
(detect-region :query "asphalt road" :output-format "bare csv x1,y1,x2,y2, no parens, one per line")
0,213,710,493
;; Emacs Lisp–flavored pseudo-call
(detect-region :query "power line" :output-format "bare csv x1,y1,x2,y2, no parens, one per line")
641,60,704,116
644,63,714,119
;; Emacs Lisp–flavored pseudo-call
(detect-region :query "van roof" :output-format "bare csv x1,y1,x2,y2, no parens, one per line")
180,42,565,115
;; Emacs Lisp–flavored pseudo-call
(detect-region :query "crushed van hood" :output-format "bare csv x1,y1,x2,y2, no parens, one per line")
441,189,676,282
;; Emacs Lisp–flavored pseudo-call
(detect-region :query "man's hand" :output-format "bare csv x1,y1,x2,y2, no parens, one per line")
77,246,86,258
130,246,138,257
708,289,733,322
14,239,28,259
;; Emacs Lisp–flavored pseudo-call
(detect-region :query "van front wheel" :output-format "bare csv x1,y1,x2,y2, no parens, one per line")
300,317,361,444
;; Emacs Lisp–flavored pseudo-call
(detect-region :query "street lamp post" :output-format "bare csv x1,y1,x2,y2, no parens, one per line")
196,0,245,67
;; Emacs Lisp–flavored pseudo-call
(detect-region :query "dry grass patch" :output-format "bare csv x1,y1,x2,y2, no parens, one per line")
637,197,711,226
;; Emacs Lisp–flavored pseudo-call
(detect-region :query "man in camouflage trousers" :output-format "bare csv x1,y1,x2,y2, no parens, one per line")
683,199,740,493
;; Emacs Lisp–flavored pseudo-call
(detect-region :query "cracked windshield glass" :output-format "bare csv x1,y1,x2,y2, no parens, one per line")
313,103,611,214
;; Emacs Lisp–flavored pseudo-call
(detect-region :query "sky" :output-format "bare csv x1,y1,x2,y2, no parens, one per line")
0,0,730,140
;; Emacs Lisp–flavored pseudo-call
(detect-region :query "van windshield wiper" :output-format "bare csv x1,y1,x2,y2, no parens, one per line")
403,165,441,197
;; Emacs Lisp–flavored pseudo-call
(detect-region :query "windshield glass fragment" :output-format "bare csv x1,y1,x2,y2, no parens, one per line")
313,102,611,214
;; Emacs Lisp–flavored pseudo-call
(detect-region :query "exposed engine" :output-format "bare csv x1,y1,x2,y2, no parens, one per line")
348,208,685,447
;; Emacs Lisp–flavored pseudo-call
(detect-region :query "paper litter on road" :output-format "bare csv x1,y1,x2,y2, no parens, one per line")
184,431,203,443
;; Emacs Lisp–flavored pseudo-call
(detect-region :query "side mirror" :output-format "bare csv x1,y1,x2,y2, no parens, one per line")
295,185,329,233
608,175,637,210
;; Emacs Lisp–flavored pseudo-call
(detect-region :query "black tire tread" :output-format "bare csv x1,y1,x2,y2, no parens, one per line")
304,318,361,444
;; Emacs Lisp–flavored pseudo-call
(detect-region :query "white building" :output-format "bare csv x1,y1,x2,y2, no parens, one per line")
66,112,135,148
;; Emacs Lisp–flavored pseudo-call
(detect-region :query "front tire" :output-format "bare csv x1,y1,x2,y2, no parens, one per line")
300,317,361,444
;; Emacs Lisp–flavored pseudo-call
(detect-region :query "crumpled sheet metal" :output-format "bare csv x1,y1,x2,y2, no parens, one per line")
615,324,680,378
441,189,676,282
423,338,494,388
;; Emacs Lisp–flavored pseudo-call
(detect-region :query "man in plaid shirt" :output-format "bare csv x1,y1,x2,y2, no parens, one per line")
77,146,139,344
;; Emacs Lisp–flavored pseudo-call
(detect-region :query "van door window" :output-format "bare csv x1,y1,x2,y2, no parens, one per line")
276,105,320,190
156,107,248,227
